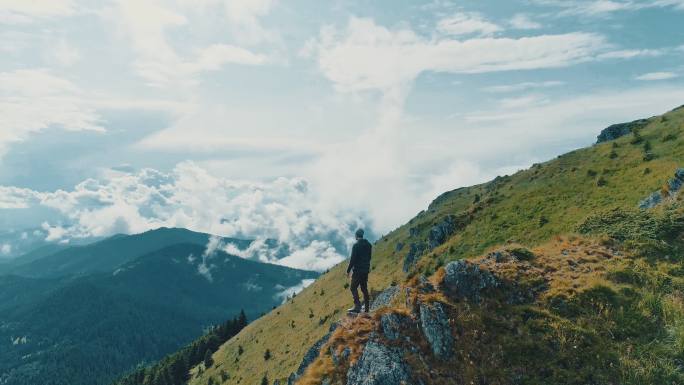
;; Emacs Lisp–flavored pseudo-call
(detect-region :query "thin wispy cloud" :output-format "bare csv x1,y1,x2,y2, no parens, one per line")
635,71,678,81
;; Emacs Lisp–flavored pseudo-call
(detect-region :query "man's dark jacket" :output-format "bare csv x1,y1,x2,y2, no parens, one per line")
347,238,372,274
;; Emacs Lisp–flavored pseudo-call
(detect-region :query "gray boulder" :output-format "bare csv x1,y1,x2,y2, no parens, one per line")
371,285,400,311
596,119,648,143
428,215,457,249
668,168,684,194
441,260,499,303
639,191,663,209
639,168,684,209
346,340,413,385
380,312,412,340
403,242,426,272
418,302,454,360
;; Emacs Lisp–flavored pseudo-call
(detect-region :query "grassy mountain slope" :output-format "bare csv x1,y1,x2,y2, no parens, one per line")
0,243,317,385
191,105,684,385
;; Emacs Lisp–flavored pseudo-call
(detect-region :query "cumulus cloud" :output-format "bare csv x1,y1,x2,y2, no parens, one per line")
6,163,364,272
635,71,678,81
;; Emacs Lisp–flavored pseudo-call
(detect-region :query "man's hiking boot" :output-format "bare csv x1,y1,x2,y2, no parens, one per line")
347,305,361,313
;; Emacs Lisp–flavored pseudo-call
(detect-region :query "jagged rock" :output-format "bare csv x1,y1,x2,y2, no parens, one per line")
418,302,454,360
639,191,663,209
294,322,339,378
403,242,426,272
370,285,400,311
441,260,499,303
596,119,649,143
639,168,684,209
428,215,457,249
380,312,412,340
668,168,684,193
416,275,435,293
346,340,413,385
395,242,404,252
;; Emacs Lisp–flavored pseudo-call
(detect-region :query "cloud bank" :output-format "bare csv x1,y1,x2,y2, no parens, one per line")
4,162,366,271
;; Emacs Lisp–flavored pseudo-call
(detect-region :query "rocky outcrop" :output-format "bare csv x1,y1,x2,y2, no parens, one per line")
428,215,456,249
395,242,404,252
379,312,413,341
639,168,684,209
370,285,400,311
290,322,339,382
403,242,426,272
346,340,413,385
418,302,454,360
596,119,649,143
441,260,500,303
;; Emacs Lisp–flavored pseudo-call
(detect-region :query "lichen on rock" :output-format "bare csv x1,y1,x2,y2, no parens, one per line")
440,260,500,303
345,340,413,385
418,301,454,360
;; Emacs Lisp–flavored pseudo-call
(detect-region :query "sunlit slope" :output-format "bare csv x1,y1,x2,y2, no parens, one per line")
193,105,684,385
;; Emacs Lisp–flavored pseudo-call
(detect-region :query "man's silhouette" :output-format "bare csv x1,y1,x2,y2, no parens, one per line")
347,229,372,313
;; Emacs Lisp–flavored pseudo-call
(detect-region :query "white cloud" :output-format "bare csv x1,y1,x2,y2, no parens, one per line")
0,0,74,23
437,12,502,37
597,48,665,59
0,69,104,157
532,0,684,16
483,81,565,93
51,39,81,66
109,0,267,86
274,278,315,303
635,71,678,81
9,163,363,272
1,243,11,255
499,95,547,109
311,17,606,93
510,14,542,29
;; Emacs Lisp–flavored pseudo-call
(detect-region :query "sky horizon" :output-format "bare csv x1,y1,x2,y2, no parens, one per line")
1,0,683,270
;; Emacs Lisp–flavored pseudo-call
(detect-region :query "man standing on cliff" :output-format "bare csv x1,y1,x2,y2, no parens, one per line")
347,229,372,313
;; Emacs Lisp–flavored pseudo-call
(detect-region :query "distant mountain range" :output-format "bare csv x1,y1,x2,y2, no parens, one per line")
0,227,318,385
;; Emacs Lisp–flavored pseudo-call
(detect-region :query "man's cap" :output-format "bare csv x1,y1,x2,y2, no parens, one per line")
355,229,365,238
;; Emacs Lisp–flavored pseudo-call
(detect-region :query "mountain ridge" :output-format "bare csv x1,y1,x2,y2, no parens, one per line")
188,104,684,385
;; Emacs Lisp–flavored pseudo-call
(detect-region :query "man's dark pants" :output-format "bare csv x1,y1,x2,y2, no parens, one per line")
350,272,369,311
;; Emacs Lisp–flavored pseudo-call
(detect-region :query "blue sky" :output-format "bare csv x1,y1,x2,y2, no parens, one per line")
1,0,683,269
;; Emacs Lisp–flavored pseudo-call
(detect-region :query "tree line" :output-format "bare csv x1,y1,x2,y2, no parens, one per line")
113,310,248,385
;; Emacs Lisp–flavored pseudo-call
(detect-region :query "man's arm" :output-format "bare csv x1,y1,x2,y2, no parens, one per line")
347,243,358,274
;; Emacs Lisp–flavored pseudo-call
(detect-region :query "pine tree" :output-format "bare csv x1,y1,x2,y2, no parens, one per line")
261,374,269,385
238,309,248,328
264,349,272,361
203,349,213,368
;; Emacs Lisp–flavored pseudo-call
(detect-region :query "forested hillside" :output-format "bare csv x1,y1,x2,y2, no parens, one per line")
0,230,317,385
